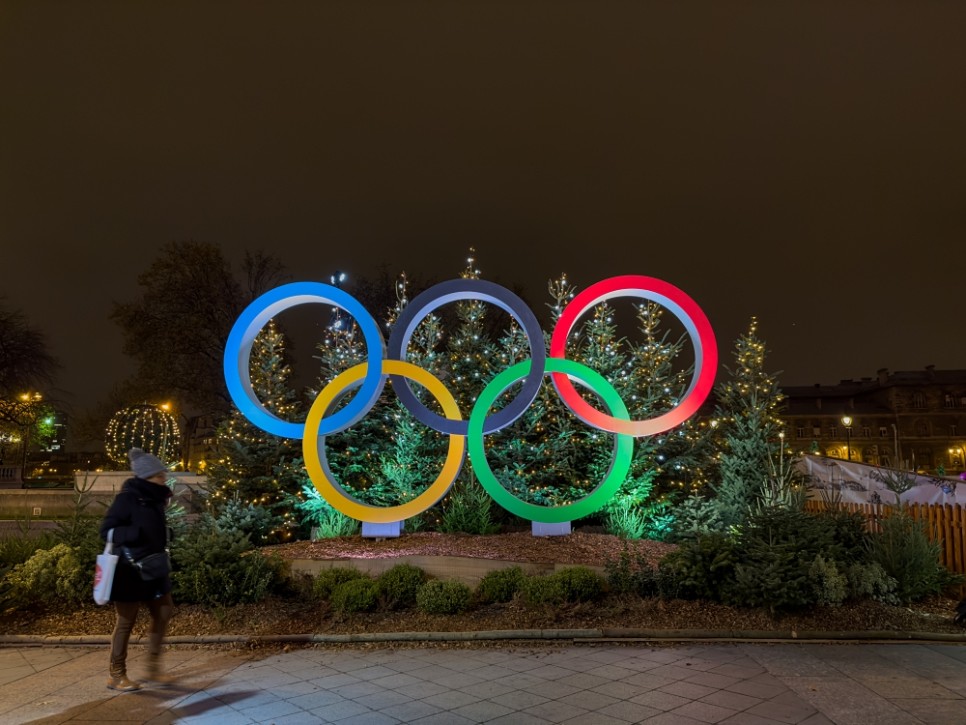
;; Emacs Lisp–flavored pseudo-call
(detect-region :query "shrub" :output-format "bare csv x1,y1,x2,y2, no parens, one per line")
165,501,191,541
605,549,659,598
865,510,960,604
330,577,379,615
0,532,57,568
744,508,839,560
604,498,648,539
280,571,316,601
844,561,898,604
659,506,902,612
728,537,814,612
377,563,426,609
641,503,677,542
288,484,359,539
55,517,103,568
171,523,286,606
438,478,500,535
476,566,526,603
52,484,104,562
809,554,848,606
314,567,367,600
820,509,870,563
725,506,873,613
312,509,360,539
520,574,566,606
668,494,725,541
553,566,606,602
520,567,606,606
3,543,88,608
417,579,472,614
214,499,280,545
658,532,737,601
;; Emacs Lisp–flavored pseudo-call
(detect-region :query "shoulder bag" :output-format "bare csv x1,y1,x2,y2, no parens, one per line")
122,526,172,581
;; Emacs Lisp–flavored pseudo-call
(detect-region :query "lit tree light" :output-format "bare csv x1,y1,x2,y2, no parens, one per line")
105,404,180,467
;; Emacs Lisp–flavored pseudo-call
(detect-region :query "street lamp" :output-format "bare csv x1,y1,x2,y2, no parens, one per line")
841,415,853,461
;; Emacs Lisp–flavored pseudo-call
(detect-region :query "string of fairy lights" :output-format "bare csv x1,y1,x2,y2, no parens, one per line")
104,404,180,467
207,319,303,540
136,254,782,536
317,253,741,512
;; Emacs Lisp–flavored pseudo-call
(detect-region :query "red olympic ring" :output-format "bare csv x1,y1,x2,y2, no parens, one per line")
549,275,717,437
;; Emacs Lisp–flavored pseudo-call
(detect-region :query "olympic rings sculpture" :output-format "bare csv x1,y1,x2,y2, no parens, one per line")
224,276,717,523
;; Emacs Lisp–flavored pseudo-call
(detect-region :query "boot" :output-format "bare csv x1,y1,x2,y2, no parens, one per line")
107,661,141,692
144,652,176,686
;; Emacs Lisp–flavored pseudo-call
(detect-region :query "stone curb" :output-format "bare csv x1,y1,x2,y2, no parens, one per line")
2,629,965,646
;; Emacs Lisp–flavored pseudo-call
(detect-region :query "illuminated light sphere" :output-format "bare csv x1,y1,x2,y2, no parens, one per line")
105,404,181,466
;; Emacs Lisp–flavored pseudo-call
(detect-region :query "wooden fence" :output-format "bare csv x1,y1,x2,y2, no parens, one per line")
804,500,966,596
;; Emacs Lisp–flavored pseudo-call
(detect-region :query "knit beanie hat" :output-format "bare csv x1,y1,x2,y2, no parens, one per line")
129,448,167,479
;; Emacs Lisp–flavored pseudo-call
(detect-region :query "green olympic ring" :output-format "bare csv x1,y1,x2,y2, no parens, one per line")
467,357,634,523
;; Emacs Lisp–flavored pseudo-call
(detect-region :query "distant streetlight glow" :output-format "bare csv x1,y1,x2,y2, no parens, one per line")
841,415,853,461
949,446,965,471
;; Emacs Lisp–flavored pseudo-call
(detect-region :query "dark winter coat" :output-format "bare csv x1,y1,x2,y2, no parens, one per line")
99,476,173,602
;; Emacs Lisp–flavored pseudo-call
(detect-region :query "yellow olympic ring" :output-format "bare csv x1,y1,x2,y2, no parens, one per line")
302,360,466,523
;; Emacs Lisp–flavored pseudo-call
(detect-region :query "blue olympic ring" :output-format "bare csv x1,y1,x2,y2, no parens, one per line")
223,282,386,438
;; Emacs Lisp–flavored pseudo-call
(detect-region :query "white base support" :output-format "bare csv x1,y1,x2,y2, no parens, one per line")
532,521,572,537
361,521,403,539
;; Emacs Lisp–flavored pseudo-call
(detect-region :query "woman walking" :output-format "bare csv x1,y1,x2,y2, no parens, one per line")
99,448,175,691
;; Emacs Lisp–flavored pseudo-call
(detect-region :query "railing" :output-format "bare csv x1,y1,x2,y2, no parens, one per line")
0,465,22,484
804,499,966,596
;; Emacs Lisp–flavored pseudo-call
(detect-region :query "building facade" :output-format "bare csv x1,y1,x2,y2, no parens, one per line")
782,366,966,476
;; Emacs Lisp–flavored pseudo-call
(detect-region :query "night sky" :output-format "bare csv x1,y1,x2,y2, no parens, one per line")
2,1,965,418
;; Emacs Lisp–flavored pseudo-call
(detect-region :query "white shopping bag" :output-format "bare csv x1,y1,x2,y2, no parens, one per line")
93,529,118,606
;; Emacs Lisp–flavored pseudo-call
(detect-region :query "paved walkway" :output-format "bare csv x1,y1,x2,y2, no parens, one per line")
1,641,965,724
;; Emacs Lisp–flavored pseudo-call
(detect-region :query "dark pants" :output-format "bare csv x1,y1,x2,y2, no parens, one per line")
109,593,174,672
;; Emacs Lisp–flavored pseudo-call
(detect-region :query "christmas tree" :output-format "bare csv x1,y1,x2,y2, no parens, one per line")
305,262,724,538
543,279,628,504
317,272,448,515
710,316,788,527
628,300,718,496
382,273,450,520
596,300,691,538
207,319,304,522
442,251,496,419
312,278,390,498
480,274,591,508
483,295,559,507
481,274,693,537
422,251,507,524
